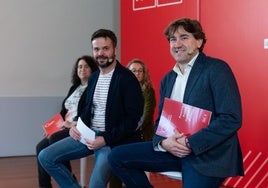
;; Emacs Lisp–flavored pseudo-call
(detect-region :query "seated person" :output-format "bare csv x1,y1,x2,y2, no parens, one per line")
36,55,98,188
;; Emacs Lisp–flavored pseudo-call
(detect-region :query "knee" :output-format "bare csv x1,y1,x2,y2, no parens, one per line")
38,149,45,167
36,141,46,155
36,143,41,155
108,147,121,166
36,138,50,155
38,148,51,168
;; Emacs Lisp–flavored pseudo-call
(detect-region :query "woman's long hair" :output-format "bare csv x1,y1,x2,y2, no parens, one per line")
71,55,98,86
127,59,154,92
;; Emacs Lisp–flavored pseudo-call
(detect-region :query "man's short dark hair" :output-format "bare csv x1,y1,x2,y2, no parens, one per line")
164,18,207,52
91,29,117,48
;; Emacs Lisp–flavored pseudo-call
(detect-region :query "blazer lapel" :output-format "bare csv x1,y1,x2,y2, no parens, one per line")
183,53,205,103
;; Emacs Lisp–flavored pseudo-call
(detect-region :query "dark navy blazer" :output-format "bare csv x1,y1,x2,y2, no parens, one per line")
80,61,144,147
153,53,244,177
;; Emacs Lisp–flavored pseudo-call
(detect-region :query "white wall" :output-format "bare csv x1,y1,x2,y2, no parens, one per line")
0,0,120,157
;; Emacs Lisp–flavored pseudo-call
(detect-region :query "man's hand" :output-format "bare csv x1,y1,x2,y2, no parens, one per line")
85,136,106,151
161,130,192,158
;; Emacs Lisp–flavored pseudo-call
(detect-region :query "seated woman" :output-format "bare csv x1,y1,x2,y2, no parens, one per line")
36,55,98,188
127,59,156,141
109,58,156,188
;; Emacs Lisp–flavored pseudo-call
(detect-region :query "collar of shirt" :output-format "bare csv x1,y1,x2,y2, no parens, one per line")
170,53,199,102
172,53,199,75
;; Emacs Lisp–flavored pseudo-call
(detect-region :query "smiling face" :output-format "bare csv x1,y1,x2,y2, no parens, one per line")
92,37,116,69
77,59,91,84
169,26,203,65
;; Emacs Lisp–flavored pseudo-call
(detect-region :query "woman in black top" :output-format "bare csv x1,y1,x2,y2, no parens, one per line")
36,55,98,188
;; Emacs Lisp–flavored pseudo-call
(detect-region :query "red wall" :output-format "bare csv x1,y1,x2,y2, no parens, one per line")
121,1,268,187
121,0,199,107
201,1,268,187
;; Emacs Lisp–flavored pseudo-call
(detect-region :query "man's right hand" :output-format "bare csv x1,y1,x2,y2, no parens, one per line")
161,130,192,158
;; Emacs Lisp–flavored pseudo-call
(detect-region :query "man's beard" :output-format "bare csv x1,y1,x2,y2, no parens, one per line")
96,56,114,68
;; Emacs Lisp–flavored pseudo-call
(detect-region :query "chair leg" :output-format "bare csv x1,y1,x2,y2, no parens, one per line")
80,157,88,187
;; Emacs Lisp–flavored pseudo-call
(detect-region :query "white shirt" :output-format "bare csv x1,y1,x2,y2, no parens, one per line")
170,54,198,102
156,53,199,152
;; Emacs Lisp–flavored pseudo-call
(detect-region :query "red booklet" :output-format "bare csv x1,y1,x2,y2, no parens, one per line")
156,98,212,137
42,113,64,137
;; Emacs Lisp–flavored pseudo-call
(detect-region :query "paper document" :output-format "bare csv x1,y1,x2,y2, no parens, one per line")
76,117,95,144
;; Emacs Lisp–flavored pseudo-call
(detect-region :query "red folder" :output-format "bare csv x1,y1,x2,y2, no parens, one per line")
42,113,64,137
156,98,212,137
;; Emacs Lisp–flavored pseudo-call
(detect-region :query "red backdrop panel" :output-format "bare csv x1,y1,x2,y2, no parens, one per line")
121,1,268,187
201,1,268,187
121,0,199,113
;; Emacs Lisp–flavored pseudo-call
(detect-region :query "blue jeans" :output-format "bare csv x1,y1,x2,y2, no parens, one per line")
108,142,225,188
36,128,71,188
38,136,112,188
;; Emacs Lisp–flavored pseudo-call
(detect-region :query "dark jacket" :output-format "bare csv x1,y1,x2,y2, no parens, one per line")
140,87,156,141
80,61,144,147
153,53,244,177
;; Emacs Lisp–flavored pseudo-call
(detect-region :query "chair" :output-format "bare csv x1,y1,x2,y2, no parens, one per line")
80,157,182,187
159,171,182,180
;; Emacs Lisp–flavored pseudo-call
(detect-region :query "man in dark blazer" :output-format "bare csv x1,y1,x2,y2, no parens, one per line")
108,18,244,188
38,29,144,188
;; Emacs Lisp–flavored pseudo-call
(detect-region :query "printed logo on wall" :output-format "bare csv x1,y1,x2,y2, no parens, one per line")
133,0,183,11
